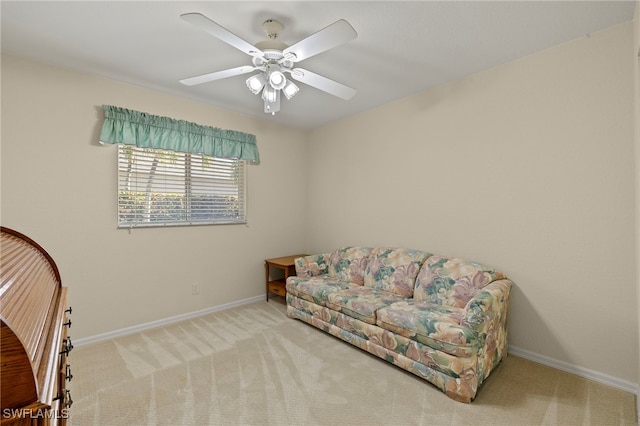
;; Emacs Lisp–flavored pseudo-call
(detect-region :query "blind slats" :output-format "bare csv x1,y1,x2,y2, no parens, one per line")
117,145,246,227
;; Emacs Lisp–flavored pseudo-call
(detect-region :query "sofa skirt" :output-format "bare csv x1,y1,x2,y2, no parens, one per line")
286,294,484,403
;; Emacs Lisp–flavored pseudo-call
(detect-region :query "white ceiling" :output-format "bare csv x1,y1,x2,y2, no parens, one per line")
1,1,636,129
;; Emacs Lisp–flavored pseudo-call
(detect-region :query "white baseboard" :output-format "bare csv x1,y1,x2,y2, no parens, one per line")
73,295,264,348
508,345,638,396
637,385,640,425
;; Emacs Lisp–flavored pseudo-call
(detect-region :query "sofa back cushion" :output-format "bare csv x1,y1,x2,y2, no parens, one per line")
294,253,330,278
363,247,431,297
413,256,506,308
328,247,372,285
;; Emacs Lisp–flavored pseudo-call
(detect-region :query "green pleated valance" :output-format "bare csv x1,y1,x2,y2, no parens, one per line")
99,105,260,163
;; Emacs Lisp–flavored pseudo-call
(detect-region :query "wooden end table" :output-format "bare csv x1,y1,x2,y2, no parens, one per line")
265,254,307,302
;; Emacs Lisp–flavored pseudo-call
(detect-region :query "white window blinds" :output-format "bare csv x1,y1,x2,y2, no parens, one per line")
117,145,246,227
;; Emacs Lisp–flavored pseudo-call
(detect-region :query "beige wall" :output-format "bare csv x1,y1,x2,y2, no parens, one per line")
308,23,638,383
0,54,309,339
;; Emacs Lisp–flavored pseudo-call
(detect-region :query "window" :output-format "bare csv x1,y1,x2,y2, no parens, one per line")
117,145,246,227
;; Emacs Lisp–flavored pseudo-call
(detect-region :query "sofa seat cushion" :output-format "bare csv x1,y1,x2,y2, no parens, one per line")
376,301,479,357
364,247,431,297
286,276,357,306
328,247,372,285
326,287,408,325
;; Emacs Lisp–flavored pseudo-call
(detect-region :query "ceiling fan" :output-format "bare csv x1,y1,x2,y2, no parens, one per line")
179,13,358,115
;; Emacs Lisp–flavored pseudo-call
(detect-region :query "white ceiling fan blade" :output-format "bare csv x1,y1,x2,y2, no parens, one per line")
283,19,357,63
180,65,256,86
289,68,356,100
181,13,263,58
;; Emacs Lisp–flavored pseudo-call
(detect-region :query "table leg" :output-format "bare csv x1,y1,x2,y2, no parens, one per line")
265,261,270,302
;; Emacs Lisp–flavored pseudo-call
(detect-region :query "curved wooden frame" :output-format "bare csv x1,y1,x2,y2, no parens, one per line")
1,226,71,425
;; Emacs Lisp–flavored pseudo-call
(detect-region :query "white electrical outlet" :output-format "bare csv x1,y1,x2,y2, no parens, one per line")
192,283,200,295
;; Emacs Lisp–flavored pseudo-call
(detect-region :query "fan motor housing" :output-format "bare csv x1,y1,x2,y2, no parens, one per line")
255,19,288,51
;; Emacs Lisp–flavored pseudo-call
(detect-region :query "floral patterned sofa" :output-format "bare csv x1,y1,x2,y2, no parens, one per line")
285,247,513,403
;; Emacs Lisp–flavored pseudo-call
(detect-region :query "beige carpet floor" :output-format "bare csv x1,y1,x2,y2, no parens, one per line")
68,299,637,425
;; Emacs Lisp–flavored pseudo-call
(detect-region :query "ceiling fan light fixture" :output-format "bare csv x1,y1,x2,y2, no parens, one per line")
261,84,277,103
282,80,299,100
269,70,287,90
246,73,266,95
264,90,281,115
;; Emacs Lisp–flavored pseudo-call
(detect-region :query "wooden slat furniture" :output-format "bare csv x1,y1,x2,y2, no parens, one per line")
1,227,72,425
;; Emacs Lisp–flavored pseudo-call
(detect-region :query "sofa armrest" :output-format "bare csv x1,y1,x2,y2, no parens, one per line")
295,253,330,278
462,279,512,379
462,279,512,330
